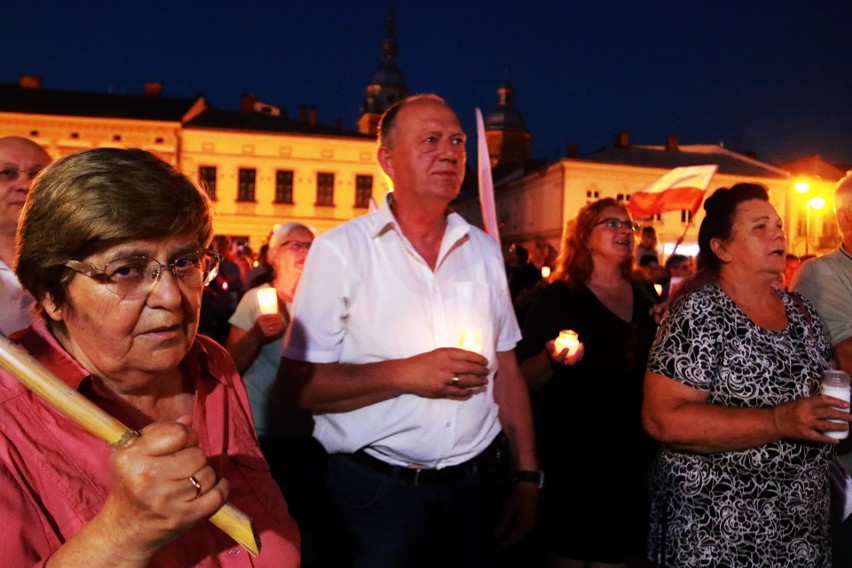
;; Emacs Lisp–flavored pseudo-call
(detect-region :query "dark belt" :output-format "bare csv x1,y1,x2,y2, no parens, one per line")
348,432,508,486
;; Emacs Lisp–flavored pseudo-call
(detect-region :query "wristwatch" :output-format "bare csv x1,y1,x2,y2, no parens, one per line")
514,469,545,489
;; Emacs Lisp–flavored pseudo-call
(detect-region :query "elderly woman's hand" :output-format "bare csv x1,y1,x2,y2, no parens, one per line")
772,395,852,443
545,339,585,367
97,419,229,563
252,312,286,342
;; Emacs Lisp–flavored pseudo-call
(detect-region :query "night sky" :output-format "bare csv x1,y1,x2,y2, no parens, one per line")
4,1,852,167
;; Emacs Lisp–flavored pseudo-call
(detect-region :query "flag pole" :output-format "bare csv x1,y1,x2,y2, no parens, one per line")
475,108,500,247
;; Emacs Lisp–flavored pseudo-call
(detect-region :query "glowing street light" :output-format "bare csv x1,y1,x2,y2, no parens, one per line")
805,196,826,256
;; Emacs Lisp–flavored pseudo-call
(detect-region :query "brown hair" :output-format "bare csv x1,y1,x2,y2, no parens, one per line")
16,148,213,313
550,197,634,286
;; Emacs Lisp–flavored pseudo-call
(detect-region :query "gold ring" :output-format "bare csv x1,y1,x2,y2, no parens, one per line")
189,475,202,498
451,376,460,387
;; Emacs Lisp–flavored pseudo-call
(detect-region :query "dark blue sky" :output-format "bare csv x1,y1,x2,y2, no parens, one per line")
4,1,852,167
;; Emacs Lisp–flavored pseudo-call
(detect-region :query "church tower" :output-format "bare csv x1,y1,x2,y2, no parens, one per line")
358,11,409,136
484,81,531,168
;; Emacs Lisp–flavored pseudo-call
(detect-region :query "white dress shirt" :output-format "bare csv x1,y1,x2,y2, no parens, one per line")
282,194,520,468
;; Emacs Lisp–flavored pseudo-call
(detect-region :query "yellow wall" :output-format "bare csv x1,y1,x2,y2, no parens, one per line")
0,111,181,164
180,127,388,248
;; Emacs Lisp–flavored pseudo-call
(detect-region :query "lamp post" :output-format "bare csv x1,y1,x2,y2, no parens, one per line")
806,196,826,256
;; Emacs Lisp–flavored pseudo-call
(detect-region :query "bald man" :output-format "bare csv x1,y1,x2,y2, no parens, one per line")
0,136,52,335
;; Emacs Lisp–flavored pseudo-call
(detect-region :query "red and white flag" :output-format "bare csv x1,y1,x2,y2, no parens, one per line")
629,165,718,217
475,108,501,247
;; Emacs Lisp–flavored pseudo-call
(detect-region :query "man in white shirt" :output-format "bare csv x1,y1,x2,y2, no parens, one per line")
0,137,51,336
279,94,539,567
793,171,852,566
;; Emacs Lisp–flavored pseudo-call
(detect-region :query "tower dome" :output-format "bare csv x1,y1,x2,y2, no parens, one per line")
358,11,409,135
485,82,527,131
484,81,531,167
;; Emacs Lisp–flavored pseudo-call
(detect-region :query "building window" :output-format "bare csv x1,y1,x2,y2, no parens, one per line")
237,168,256,202
585,189,600,202
616,193,631,203
355,175,373,208
198,166,217,200
680,210,694,223
275,170,294,204
316,172,335,206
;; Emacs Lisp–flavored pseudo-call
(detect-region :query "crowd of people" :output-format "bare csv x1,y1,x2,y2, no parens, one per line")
0,92,851,568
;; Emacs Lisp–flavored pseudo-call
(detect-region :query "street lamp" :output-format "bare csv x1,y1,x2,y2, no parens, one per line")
805,196,826,256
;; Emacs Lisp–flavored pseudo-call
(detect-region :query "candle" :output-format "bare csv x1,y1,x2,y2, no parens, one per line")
458,328,483,354
554,329,580,357
653,284,663,296
256,288,279,315
541,266,551,279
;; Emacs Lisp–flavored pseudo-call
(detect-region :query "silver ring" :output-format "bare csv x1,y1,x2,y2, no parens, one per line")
451,376,460,387
189,475,202,498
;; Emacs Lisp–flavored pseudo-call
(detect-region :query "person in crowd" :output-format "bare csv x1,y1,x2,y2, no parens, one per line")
0,136,51,335
783,252,801,290
793,171,852,566
517,198,658,568
662,253,692,299
642,183,845,567
226,221,340,567
199,235,244,344
246,243,274,288
506,242,542,323
2,148,300,566
635,226,659,262
279,94,539,567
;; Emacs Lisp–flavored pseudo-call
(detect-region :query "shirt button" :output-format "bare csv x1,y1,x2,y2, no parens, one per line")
228,548,241,557
445,421,452,427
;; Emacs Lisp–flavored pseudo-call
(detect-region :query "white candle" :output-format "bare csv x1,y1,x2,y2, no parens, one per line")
822,369,852,440
256,288,279,315
458,328,483,354
541,266,551,279
554,329,580,357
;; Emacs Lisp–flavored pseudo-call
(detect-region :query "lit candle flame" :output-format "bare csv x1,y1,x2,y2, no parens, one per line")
553,329,580,357
256,288,279,315
458,328,483,354
541,266,551,279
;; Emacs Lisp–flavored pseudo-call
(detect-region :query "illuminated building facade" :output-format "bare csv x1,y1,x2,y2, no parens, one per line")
0,77,386,250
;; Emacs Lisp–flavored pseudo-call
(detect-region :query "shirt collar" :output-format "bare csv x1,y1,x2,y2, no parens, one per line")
371,191,471,246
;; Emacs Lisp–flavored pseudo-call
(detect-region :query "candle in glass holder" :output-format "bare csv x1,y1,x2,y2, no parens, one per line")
554,329,580,357
458,328,483,354
541,266,551,279
257,288,279,315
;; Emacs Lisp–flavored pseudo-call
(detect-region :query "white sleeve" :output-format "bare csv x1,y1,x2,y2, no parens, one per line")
281,237,349,363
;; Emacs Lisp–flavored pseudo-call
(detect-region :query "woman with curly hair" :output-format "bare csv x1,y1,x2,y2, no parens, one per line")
518,197,658,567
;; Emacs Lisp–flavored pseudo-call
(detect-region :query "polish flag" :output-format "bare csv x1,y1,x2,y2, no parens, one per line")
475,108,501,247
629,165,718,217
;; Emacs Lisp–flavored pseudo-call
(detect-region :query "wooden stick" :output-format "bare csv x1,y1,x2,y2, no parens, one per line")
0,334,261,556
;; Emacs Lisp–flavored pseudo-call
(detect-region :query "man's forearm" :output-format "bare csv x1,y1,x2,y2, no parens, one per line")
276,357,407,413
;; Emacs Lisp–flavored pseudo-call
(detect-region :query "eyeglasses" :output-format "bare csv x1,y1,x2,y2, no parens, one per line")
65,250,221,299
0,165,44,183
279,240,312,252
594,218,640,233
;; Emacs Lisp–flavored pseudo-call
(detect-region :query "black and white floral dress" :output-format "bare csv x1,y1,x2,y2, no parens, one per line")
647,283,833,567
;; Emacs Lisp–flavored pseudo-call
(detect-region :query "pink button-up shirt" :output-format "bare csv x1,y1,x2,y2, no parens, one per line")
0,318,300,567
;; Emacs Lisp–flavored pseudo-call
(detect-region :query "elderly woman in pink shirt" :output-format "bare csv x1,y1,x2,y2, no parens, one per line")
1,148,300,567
